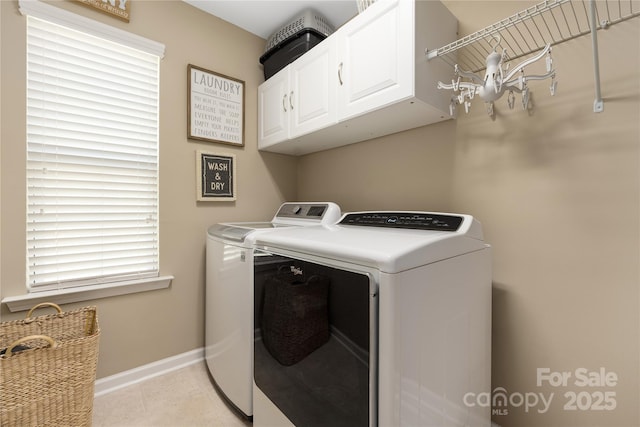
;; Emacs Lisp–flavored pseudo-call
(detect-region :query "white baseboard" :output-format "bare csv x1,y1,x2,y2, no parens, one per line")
94,347,204,397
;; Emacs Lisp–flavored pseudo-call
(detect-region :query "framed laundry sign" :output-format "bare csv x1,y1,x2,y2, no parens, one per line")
196,151,236,202
188,65,245,146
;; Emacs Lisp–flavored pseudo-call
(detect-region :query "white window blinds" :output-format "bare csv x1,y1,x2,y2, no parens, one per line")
26,15,160,291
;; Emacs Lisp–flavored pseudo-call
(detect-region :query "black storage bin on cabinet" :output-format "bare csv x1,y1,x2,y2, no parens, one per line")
259,9,334,80
259,30,327,80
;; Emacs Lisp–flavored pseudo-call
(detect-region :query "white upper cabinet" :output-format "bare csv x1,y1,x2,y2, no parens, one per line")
258,67,289,146
336,0,412,120
258,38,337,150
290,37,338,138
258,0,457,156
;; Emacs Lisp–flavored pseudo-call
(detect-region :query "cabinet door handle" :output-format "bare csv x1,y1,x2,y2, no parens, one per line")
338,62,344,86
289,91,294,110
282,94,288,112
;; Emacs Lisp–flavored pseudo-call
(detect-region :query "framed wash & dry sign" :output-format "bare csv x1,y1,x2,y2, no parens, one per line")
188,64,245,147
196,151,236,201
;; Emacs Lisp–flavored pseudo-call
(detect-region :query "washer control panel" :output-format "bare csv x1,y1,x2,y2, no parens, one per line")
339,212,463,231
275,203,328,219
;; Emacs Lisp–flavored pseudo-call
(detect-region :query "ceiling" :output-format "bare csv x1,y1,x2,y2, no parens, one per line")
182,1,359,40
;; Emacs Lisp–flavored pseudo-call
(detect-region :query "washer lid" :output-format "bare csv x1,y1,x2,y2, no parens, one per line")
208,202,342,243
254,213,488,273
208,222,287,242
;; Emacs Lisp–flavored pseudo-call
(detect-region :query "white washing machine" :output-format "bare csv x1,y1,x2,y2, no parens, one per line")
252,211,492,427
205,202,341,418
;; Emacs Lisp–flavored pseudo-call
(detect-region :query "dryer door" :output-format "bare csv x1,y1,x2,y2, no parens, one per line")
205,236,253,417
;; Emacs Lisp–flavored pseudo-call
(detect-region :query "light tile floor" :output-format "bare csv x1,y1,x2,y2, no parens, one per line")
92,361,252,427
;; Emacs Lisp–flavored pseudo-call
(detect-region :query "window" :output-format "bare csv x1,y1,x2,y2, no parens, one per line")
24,6,163,291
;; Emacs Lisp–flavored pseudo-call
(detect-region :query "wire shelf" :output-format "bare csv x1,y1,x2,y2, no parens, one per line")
426,0,640,73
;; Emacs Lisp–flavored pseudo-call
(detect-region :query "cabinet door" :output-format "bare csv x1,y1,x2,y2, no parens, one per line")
289,37,337,138
337,0,413,120
258,67,290,149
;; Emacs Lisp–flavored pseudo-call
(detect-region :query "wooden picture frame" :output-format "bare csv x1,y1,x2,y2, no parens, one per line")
188,64,245,147
196,151,236,202
75,0,131,22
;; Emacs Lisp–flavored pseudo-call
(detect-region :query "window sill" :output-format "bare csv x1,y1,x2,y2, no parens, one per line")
1,275,174,313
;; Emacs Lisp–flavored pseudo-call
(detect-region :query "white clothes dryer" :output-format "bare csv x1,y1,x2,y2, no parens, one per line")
205,202,341,418
252,211,492,427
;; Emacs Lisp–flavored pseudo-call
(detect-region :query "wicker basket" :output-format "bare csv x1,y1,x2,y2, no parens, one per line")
261,266,330,366
0,303,100,427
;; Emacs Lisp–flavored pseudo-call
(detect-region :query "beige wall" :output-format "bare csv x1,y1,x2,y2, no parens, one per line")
299,2,640,426
0,0,297,377
449,14,639,427
297,119,457,212
0,0,3,306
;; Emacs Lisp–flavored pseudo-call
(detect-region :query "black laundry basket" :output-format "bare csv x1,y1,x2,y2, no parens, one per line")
261,266,330,366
